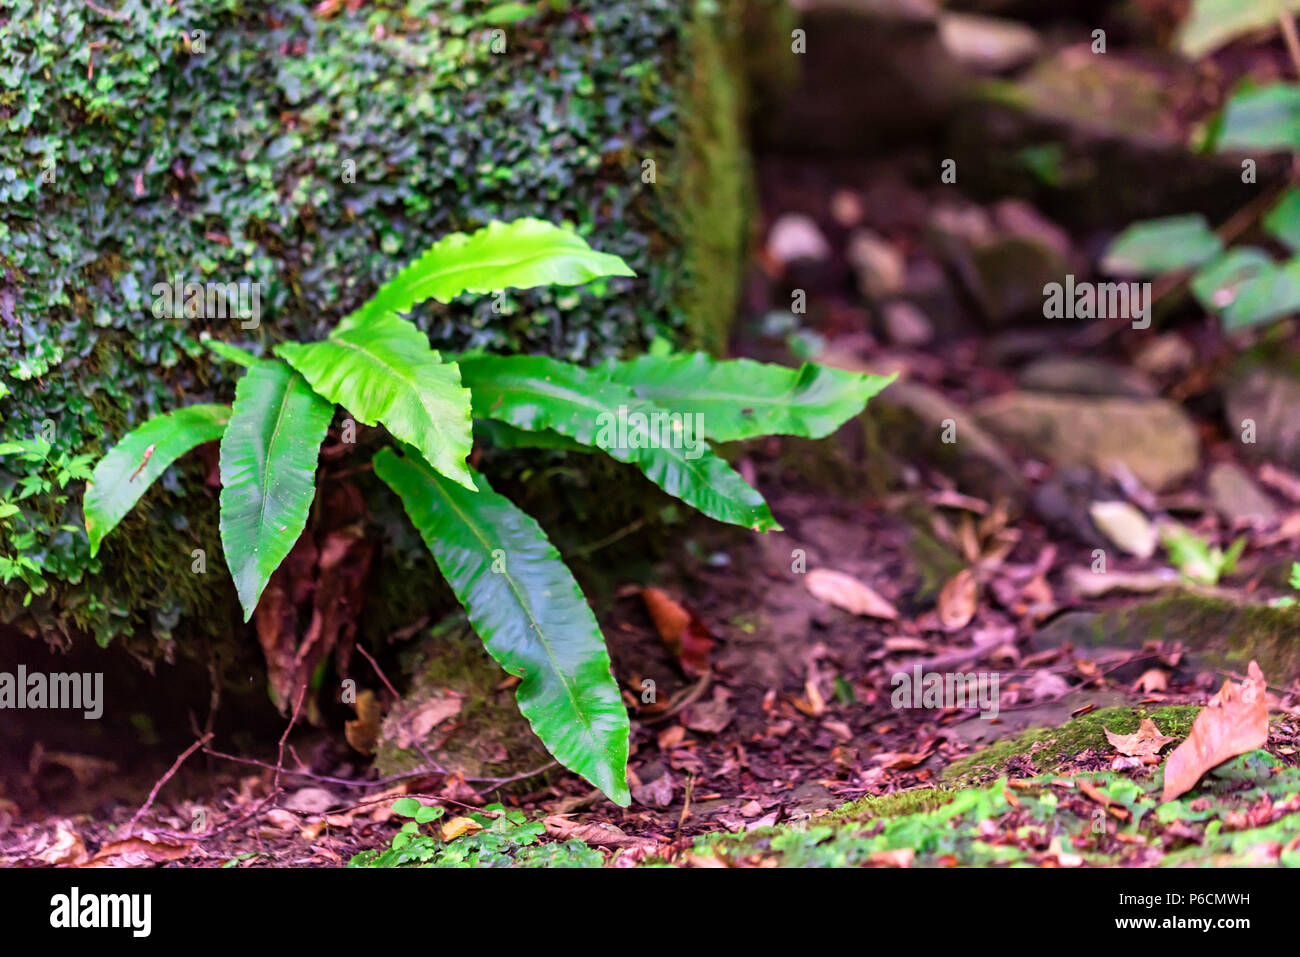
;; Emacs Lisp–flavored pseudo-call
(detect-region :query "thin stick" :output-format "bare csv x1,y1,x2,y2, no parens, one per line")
123,733,213,836
1281,13,1300,81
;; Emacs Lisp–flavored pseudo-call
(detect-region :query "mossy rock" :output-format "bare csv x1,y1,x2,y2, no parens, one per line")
685,755,1300,867
1032,593,1300,685
374,618,554,790
0,0,770,651
941,705,1201,786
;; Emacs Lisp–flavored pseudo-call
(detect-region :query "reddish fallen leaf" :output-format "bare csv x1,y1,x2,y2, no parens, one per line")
804,568,899,620
542,815,656,851
344,688,383,754
34,824,88,866
84,837,194,868
868,848,914,867
1162,661,1269,803
641,587,715,677
937,568,978,630
1104,718,1176,759
681,688,734,734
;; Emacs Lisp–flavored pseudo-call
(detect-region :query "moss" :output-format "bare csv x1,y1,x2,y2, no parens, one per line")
822,787,957,822
676,1,754,354
1055,593,1300,682
941,705,1201,787
375,618,554,789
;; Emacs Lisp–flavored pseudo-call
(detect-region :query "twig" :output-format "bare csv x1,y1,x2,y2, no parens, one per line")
1281,13,1300,81
123,733,213,837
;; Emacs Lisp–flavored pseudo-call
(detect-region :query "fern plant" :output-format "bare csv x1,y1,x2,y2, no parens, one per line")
84,218,893,805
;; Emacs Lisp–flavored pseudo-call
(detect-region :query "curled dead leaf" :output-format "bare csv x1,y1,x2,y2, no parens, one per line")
937,568,978,630
641,587,715,676
441,816,482,841
1161,661,1269,803
1104,718,1176,759
804,568,899,620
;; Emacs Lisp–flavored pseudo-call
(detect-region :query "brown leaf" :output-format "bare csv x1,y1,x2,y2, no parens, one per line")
641,587,715,676
441,816,482,841
868,848,914,867
681,688,734,735
35,824,88,866
1162,661,1269,802
344,688,383,754
1104,718,1176,759
937,568,978,630
804,568,899,620
84,837,194,868
543,815,657,851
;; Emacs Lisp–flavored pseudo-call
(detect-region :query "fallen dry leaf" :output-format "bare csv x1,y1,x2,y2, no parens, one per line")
542,815,656,850
84,837,193,868
1104,718,1176,759
1162,661,1269,802
868,848,914,867
804,568,899,620
344,688,383,754
35,824,88,866
441,816,483,841
681,687,734,734
1133,669,1169,694
937,568,978,630
641,587,715,676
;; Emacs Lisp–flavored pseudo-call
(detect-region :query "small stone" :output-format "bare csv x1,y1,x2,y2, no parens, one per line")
1207,462,1277,523
1017,357,1157,399
1089,500,1158,558
846,229,907,299
938,12,1041,73
881,300,935,347
976,392,1198,491
767,213,831,265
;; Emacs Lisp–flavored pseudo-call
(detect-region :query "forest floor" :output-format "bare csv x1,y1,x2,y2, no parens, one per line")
7,6,1300,868
7,148,1300,868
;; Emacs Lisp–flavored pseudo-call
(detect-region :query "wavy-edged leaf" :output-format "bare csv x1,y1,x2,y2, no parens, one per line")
219,361,333,621
600,352,895,442
475,419,591,453
1178,0,1300,58
84,405,231,557
203,338,258,367
373,447,630,805
1218,83,1300,153
1100,215,1223,277
276,312,474,489
459,355,780,531
352,218,635,321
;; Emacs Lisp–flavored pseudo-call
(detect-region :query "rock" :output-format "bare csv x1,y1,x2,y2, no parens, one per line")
946,45,1276,230
1088,500,1158,558
975,391,1199,491
1030,594,1300,686
846,230,906,299
928,201,1071,326
1134,334,1195,377
758,0,962,153
1207,462,1278,524
937,12,1040,73
1032,465,1119,547
1225,367,1300,473
766,213,831,265
1017,357,1157,399
871,377,1028,507
881,300,935,347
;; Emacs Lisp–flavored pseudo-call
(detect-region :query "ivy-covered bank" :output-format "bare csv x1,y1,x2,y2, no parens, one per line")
0,0,768,649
